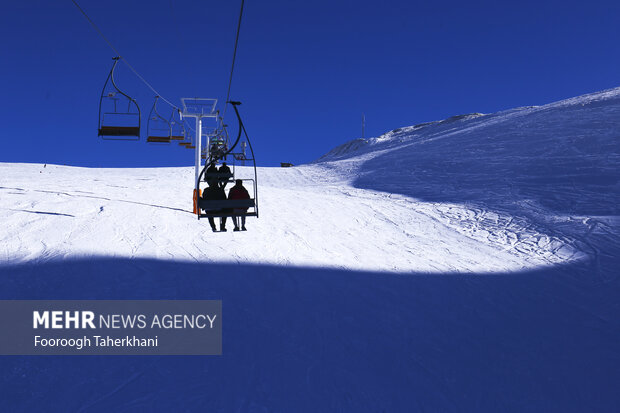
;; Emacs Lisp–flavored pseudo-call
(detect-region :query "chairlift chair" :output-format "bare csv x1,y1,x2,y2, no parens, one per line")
201,121,230,164
198,161,257,219
98,57,141,140
147,96,172,143
232,141,249,162
196,101,259,220
177,121,196,147
169,110,186,140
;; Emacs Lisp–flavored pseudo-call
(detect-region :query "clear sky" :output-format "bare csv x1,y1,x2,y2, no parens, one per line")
1,0,619,167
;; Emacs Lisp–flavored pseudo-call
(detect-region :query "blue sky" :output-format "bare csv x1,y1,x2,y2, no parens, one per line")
1,0,619,167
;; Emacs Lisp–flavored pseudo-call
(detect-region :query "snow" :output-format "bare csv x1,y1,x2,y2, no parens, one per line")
0,163,579,273
317,86,620,280
1,87,619,411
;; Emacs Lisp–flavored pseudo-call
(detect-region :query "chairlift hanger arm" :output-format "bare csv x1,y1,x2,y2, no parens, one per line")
227,101,257,168
97,60,116,131
108,57,138,106
217,101,242,160
149,96,168,122
231,101,259,209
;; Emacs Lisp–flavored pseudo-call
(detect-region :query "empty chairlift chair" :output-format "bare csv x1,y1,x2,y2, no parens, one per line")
169,109,186,141
178,122,194,147
147,96,172,143
98,57,141,140
182,123,199,149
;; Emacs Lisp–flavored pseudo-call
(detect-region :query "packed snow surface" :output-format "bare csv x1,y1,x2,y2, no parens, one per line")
318,87,620,279
0,163,581,273
1,87,619,412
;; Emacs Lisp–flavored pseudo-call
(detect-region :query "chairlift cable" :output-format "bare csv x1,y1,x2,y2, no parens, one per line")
222,0,245,120
70,0,121,57
70,0,181,111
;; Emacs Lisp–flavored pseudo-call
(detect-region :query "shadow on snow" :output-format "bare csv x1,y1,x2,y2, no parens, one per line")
0,257,618,412
351,102,620,280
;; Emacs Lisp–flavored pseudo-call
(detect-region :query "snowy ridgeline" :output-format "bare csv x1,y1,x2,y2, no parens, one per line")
317,87,620,278
1,87,619,277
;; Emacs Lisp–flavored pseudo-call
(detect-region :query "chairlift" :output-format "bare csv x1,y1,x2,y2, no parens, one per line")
177,120,196,147
197,101,259,220
233,141,249,162
209,129,229,161
199,118,230,164
169,109,186,140
146,96,172,143
98,57,141,140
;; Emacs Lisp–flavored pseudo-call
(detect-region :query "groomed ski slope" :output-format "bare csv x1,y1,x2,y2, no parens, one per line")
0,163,578,273
0,87,619,412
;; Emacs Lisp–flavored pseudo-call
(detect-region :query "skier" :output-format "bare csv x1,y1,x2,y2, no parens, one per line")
201,179,229,232
228,179,250,231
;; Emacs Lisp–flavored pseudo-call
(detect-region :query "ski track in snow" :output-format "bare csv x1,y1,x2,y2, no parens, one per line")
315,86,620,279
0,162,580,273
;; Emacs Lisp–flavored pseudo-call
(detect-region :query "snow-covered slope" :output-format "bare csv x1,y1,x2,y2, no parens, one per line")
3,89,618,276
317,87,620,279
1,88,619,412
0,162,580,273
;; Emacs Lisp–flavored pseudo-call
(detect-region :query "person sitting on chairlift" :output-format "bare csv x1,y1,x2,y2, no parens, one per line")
206,162,218,174
210,142,219,157
205,162,218,187
228,179,250,231
202,179,229,232
218,162,232,189
210,136,227,159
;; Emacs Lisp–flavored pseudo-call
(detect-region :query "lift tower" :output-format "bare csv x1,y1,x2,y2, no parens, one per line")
180,98,219,210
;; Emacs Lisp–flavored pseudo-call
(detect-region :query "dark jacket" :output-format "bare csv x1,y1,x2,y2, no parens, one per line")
202,185,227,211
218,164,232,175
228,185,249,200
203,185,226,201
205,164,219,187
228,184,250,212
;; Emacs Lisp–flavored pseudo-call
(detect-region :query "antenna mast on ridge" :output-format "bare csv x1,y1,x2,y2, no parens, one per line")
362,113,365,139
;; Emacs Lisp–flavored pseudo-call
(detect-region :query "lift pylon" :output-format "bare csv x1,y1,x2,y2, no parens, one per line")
180,98,219,213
